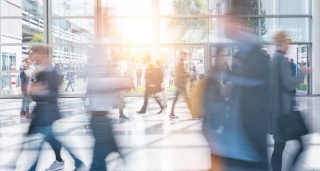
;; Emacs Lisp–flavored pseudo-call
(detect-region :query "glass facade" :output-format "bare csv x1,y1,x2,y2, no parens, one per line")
0,0,312,96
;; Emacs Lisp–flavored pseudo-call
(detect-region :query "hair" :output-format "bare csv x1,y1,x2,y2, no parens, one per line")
30,45,51,57
273,31,288,46
212,45,225,72
180,51,188,60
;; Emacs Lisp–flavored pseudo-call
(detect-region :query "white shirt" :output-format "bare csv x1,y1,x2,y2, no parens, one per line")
197,63,204,74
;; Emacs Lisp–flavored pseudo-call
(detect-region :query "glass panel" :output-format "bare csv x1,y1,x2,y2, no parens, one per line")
261,0,310,15
160,0,208,15
0,18,44,43
209,18,232,43
262,18,310,42
102,0,151,16
161,18,209,43
52,45,92,68
58,70,87,94
52,0,94,16
52,18,95,44
209,0,259,15
0,0,44,16
0,45,29,95
209,17,260,43
103,18,152,44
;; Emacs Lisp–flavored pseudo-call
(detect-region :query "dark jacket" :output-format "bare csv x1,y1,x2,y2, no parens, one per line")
20,69,28,91
233,41,270,167
29,67,61,129
174,60,188,87
145,64,163,93
268,51,305,142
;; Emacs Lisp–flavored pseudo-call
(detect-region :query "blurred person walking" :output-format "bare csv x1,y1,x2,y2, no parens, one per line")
157,60,168,108
170,51,193,119
169,66,175,86
17,45,84,171
268,31,311,171
197,59,205,79
202,45,231,171
137,59,165,114
65,64,75,92
203,3,271,169
87,47,125,171
189,62,197,92
136,66,142,86
20,57,35,117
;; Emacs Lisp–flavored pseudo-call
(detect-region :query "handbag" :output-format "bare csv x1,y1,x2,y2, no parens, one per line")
277,111,308,141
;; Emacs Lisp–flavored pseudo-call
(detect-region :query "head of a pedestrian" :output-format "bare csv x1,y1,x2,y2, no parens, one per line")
28,51,35,62
180,51,188,61
274,31,289,54
212,45,226,71
30,45,51,66
25,58,31,67
290,59,294,63
200,59,203,64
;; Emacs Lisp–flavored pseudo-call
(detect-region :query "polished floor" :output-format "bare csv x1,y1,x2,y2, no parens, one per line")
0,96,319,171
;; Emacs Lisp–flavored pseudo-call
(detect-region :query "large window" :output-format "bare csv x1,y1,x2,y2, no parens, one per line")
0,0,312,97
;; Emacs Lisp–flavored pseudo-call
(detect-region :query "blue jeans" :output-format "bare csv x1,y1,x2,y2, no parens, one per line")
28,126,83,171
21,91,30,114
65,80,74,91
90,114,119,171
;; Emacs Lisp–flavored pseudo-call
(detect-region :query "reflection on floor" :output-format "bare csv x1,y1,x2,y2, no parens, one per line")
0,97,319,171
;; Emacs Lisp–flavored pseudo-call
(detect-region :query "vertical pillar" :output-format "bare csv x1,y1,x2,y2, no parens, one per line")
0,0,2,94
152,0,160,60
312,0,320,94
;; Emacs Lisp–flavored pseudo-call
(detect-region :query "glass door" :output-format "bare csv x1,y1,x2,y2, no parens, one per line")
296,45,309,94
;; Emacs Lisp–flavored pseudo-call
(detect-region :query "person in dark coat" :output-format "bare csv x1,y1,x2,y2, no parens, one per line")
137,60,165,114
221,8,270,170
22,45,84,171
268,31,311,171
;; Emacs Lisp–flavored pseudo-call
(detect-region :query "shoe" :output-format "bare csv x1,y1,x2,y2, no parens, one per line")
46,160,65,171
137,110,146,114
65,90,68,92
120,114,129,120
169,115,179,119
157,106,166,114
